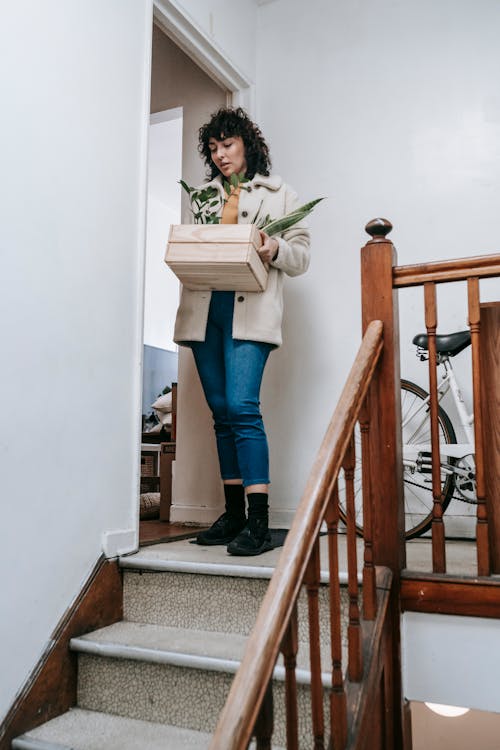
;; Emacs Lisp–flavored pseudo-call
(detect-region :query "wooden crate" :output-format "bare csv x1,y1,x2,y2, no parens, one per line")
165,223,268,292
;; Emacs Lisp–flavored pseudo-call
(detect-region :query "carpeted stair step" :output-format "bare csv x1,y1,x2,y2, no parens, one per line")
69,621,333,747
11,708,213,750
120,540,352,643
13,539,359,750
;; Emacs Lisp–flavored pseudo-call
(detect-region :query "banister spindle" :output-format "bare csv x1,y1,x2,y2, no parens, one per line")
252,680,274,750
326,482,347,750
467,277,490,576
424,281,446,573
359,397,377,619
280,602,299,750
344,435,363,681
305,537,325,749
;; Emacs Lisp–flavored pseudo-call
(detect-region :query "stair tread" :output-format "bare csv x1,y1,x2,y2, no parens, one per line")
120,538,280,578
119,536,362,581
71,621,247,668
71,621,338,681
13,708,213,750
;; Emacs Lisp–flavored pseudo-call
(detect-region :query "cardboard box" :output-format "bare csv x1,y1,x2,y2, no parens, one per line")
165,224,268,292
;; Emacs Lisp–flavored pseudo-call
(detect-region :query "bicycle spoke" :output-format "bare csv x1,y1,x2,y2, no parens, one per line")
339,379,458,540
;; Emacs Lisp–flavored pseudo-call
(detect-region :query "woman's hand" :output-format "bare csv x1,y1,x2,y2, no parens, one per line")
258,230,279,264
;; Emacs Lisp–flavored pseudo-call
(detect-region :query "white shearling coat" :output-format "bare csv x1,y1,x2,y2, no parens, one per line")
173,173,310,347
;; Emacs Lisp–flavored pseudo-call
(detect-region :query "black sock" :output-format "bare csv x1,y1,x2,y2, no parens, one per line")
247,492,269,524
224,484,246,520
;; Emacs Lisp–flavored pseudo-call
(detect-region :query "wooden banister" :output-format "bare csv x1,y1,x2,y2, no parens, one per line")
393,252,500,287
388,220,499,578
210,218,500,748
209,320,384,750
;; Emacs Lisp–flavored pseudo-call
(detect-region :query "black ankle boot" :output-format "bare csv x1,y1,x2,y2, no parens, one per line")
196,512,247,545
196,484,246,546
228,491,272,555
227,516,272,556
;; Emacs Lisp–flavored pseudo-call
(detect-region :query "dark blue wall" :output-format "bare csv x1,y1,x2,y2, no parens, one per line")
142,345,178,416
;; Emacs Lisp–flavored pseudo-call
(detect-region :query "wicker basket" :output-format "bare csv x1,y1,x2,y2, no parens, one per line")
165,224,268,292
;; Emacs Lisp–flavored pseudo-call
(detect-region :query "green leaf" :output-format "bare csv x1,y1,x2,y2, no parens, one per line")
261,197,326,236
262,212,310,236
293,197,326,213
256,213,272,229
179,179,193,194
230,172,239,188
250,199,264,225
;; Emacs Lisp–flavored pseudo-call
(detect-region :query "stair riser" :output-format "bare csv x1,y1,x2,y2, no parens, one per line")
124,570,267,634
123,570,350,644
77,653,328,749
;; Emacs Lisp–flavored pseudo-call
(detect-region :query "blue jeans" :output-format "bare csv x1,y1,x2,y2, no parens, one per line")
190,291,273,488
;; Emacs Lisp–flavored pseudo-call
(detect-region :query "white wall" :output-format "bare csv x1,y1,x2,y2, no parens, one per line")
255,0,500,522
403,613,500,712
175,0,258,82
145,110,183,351
0,0,152,721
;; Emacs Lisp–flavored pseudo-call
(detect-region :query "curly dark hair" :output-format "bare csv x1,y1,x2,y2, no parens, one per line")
198,107,271,180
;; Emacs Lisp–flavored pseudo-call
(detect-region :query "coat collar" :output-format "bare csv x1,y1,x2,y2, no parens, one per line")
252,173,283,190
203,173,283,193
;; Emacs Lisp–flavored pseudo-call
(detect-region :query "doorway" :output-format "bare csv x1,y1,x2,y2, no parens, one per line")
139,22,228,543
142,105,182,418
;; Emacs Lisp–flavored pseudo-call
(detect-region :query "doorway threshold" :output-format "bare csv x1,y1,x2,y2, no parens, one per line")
139,520,205,547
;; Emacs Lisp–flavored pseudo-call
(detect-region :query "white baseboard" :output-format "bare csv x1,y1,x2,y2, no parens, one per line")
170,504,224,525
269,508,295,529
102,528,137,558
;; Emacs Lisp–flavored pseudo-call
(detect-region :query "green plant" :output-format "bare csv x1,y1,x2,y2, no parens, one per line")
180,172,249,224
258,198,325,237
179,176,324,234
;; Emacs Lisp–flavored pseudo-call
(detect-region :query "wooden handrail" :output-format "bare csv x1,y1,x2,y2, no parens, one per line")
366,216,500,579
393,252,500,287
209,320,384,750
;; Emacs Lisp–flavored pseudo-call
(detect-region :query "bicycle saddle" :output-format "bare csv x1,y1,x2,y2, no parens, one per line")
412,330,471,356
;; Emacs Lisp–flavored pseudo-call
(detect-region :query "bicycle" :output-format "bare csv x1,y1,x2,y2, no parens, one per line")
339,329,477,539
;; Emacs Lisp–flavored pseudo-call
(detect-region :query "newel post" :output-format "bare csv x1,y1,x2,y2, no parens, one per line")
361,218,405,573
361,218,406,747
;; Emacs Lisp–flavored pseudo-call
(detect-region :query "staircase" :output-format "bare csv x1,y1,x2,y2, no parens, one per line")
12,538,352,750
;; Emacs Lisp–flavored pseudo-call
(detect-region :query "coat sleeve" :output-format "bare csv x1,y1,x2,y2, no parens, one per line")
269,185,311,277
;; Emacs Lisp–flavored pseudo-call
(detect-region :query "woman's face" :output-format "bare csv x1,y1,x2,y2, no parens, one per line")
208,135,247,178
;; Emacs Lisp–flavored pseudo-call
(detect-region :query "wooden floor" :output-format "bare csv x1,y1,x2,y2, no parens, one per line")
139,519,205,547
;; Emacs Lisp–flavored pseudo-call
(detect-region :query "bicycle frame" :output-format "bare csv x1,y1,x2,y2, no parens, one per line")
403,355,475,473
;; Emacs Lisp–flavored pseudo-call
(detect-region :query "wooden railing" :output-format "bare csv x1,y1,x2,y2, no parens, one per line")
363,219,500,576
209,220,500,749
209,320,406,749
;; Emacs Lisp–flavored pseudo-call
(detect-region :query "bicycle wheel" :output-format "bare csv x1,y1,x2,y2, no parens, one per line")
338,379,457,540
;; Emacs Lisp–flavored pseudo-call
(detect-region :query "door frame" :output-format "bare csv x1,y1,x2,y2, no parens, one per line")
153,0,255,113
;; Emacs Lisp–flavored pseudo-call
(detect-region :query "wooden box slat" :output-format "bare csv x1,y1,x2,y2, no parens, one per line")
165,224,268,292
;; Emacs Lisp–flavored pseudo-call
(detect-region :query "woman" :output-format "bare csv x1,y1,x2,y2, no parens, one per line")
174,107,310,556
